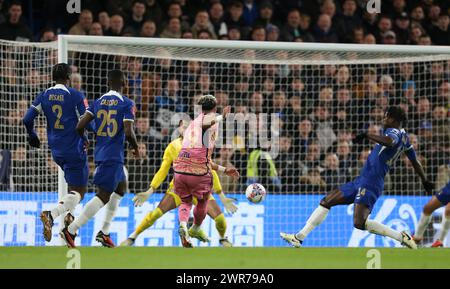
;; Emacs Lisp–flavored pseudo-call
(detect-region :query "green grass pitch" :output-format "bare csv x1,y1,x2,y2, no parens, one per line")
1,247,450,269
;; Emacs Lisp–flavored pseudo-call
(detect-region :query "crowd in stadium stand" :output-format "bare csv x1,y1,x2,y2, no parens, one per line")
0,0,449,195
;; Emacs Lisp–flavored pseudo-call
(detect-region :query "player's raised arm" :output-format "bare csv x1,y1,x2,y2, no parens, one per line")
354,131,396,147
201,97,230,130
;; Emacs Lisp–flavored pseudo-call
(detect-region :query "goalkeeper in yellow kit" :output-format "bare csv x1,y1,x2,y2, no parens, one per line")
120,121,237,247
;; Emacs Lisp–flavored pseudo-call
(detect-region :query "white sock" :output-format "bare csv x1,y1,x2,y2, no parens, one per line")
101,193,123,235
415,213,431,239
129,231,138,239
180,221,187,229
438,216,450,241
365,219,402,242
50,191,81,220
68,196,104,235
295,205,329,241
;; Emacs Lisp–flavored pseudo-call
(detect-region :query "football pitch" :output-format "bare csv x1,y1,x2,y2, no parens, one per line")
1,247,450,269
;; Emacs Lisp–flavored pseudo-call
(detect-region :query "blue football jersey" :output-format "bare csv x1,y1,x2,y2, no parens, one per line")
359,128,417,192
31,84,88,158
86,90,135,163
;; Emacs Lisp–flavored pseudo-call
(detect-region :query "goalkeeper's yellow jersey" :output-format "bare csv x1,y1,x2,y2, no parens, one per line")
149,137,223,193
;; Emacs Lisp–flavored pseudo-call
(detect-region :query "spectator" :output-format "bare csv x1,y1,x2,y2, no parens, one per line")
410,97,432,134
433,81,450,108
362,9,378,35
390,0,407,19
375,15,393,43
321,153,347,191
409,23,426,45
106,14,124,36
181,30,193,38
98,11,110,32
396,62,416,107
266,24,280,41
410,5,425,27
68,9,93,35
295,118,315,157
126,0,147,36
418,34,432,45
379,74,395,98
255,1,275,27
209,2,227,37
140,20,157,37
160,18,181,38
425,4,442,32
311,14,338,43
40,28,56,42
228,25,241,40
334,65,351,89
336,140,353,174
89,22,104,36
191,10,217,39
334,0,362,43
352,26,364,43
281,8,313,42
242,0,258,27
299,167,326,193
249,92,263,114
320,0,336,19
429,11,450,45
127,57,143,109
354,67,377,99
276,135,298,191
127,142,153,193
382,30,397,44
394,12,410,44
143,0,163,28
313,104,336,153
362,33,376,44
164,2,190,32
0,1,33,41
224,1,246,33
250,25,266,41
431,106,450,148
197,29,213,39
70,73,83,93
300,140,322,176
246,147,281,193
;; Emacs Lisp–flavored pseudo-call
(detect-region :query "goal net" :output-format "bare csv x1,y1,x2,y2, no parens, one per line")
0,36,449,247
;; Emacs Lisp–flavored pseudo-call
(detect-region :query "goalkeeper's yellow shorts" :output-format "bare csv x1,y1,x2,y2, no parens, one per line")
167,179,215,207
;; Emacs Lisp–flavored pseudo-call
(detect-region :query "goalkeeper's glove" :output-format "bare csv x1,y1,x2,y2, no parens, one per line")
353,132,367,144
27,133,41,148
422,180,434,194
219,192,238,214
132,187,154,207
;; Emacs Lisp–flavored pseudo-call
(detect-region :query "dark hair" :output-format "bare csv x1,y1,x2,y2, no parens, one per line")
132,0,146,7
52,63,71,81
386,106,407,124
108,69,124,84
198,95,217,111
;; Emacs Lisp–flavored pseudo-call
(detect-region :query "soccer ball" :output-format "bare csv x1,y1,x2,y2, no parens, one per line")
245,183,266,204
